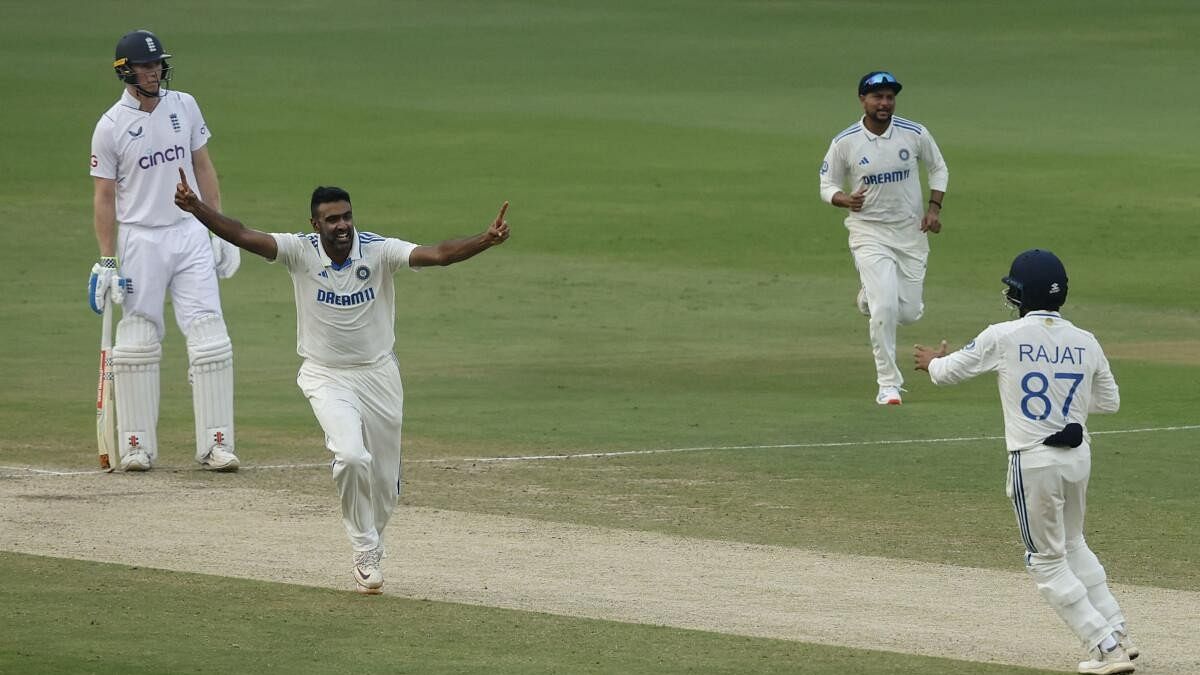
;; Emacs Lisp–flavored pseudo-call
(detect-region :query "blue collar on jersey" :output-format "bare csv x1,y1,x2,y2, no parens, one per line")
319,230,362,270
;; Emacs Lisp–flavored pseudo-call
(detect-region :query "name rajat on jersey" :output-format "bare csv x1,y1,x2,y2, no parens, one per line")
860,168,912,186
316,287,376,307
1019,344,1087,364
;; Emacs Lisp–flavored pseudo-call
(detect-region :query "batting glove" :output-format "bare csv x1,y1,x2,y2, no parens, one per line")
88,256,119,315
211,236,241,279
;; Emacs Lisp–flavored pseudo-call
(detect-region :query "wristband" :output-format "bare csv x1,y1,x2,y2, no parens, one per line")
928,200,942,209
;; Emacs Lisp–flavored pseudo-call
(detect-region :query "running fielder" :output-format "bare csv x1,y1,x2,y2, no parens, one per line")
89,29,240,472
914,249,1136,675
820,70,948,405
173,169,510,594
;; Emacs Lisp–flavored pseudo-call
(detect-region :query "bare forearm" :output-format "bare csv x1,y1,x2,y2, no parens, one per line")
197,173,221,213
419,233,498,267
193,149,221,212
189,200,276,259
92,181,117,257
189,199,243,241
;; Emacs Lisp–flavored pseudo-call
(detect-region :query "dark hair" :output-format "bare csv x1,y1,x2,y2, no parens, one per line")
310,186,351,218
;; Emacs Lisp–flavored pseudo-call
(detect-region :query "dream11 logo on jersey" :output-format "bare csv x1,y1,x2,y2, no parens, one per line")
138,144,187,169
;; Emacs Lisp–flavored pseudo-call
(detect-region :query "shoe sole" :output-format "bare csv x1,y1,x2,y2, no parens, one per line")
876,399,902,406
201,458,240,472
202,463,240,473
356,584,383,595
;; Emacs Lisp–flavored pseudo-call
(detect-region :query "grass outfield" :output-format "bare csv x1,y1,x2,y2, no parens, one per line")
2,1,1199,673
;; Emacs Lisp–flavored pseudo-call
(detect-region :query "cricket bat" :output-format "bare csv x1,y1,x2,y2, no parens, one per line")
96,301,117,471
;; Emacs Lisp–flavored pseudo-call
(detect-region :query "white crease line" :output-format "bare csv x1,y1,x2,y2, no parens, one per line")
3,424,1198,478
422,424,1200,464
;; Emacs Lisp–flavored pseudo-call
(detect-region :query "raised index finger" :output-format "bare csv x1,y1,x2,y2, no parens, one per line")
177,167,189,187
494,201,509,223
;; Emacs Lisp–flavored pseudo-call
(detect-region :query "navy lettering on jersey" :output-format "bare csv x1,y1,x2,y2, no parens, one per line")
861,169,911,186
316,287,376,307
1018,343,1086,364
138,144,187,169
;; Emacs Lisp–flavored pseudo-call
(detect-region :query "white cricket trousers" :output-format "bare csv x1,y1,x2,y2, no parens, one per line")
851,241,927,387
1008,447,1126,649
118,219,223,338
298,354,404,553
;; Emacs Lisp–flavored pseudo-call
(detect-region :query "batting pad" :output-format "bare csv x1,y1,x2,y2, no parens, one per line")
112,315,162,462
187,315,234,460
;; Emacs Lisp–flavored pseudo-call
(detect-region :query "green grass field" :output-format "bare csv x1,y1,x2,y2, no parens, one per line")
2,1,1198,673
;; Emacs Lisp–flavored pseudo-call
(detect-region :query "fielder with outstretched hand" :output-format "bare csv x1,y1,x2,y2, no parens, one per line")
914,249,1137,675
175,168,509,595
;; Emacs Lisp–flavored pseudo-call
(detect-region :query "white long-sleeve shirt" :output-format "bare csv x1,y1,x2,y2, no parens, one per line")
928,311,1120,454
819,116,948,249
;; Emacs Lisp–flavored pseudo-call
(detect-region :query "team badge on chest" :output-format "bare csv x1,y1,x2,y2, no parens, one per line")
356,266,371,281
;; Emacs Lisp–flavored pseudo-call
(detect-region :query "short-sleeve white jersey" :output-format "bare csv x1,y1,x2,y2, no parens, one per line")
928,312,1120,453
819,116,948,248
90,89,211,227
270,230,419,368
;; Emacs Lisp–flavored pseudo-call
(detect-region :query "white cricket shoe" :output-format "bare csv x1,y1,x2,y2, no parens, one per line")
876,386,903,406
120,450,152,472
1078,645,1135,674
353,546,384,595
856,286,871,317
1116,630,1139,660
200,445,240,472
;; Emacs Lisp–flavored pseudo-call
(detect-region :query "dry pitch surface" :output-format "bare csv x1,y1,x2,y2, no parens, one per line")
2,468,1196,673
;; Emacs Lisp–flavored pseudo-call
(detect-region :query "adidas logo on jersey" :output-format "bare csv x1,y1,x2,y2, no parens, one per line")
859,156,870,166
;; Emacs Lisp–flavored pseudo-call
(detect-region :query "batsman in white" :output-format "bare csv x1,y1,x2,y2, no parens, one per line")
173,170,510,594
914,250,1137,675
89,30,240,472
819,71,949,405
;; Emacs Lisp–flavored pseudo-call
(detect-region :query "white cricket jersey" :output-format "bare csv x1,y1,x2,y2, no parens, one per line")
271,231,419,368
90,88,211,227
928,311,1120,453
819,116,948,248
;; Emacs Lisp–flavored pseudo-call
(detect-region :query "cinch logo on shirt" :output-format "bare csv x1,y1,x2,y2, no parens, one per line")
316,287,376,307
861,169,911,186
138,144,187,169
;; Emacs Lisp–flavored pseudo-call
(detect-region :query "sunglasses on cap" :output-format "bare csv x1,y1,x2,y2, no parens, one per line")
859,71,902,95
